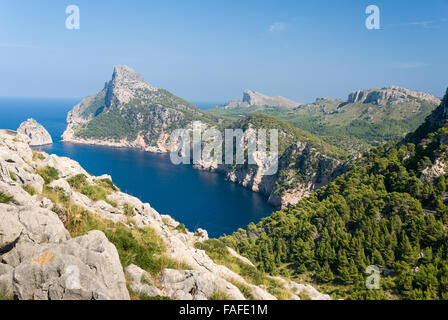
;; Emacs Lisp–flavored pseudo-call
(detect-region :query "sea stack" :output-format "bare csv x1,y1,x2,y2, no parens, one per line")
17,118,53,146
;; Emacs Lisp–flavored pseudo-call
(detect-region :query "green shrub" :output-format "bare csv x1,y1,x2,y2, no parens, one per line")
0,291,14,300
210,291,231,300
32,151,45,161
124,202,135,216
229,280,254,300
0,191,13,204
22,185,37,195
9,171,17,181
37,166,59,184
67,174,114,203
95,178,118,191
175,223,187,234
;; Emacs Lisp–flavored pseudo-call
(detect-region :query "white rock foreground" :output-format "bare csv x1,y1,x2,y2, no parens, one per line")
0,129,330,300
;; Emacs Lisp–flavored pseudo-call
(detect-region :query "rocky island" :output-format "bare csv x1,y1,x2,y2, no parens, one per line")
17,118,53,146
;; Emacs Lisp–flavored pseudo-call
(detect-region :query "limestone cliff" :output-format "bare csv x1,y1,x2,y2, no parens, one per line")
347,86,441,105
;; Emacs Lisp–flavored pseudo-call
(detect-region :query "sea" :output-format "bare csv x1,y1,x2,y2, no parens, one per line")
0,97,274,237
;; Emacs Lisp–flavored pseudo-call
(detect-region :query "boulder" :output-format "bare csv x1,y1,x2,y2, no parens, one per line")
0,264,13,298
125,264,163,298
0,205,23,252
12,231,130,300
17,118,53,146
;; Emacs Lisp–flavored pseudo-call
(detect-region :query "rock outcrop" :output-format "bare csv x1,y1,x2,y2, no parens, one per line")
17,118,53,146
0,129,329,300
219,90,300,109
347,86,440,106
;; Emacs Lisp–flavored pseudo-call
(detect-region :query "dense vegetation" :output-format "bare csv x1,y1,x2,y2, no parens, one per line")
226,114,349,160
222,112,448,299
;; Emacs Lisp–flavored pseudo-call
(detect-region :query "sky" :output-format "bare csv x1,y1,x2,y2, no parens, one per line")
0,0,447,103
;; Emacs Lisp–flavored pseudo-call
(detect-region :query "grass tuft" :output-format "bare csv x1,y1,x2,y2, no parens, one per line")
209,291,231,300
32,151,45,161
22,184,37,195
0,191,13,204
36,166,59,184
9,171,17,181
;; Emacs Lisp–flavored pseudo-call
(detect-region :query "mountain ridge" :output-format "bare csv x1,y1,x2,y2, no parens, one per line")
218,90,300,109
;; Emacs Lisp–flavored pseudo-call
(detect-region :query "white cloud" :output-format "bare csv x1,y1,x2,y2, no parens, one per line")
409,20,435,28
269,22,286,33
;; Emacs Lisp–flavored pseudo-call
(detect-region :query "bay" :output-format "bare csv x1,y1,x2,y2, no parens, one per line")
0,97,274,237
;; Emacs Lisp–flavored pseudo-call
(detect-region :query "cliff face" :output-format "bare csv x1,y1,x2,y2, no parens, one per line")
219,89,300,109
196,141,350,208
17,118,53,146
347,86,441,105
0,130,331,300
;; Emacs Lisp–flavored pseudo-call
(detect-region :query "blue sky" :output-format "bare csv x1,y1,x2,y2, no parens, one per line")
0,0,447,103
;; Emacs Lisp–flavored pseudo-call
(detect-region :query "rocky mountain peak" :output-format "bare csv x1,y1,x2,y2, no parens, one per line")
105,65,158,107
347,86,441,105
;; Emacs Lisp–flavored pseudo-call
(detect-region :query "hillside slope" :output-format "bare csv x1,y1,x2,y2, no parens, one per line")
209,86,441,150
195,114,351,208
222,88,448,300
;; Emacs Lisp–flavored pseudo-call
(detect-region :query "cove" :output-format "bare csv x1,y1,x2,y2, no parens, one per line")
0,97,275,237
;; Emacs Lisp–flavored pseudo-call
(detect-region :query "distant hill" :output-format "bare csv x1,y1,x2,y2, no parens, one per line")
218,90,300,109
209,86,441,150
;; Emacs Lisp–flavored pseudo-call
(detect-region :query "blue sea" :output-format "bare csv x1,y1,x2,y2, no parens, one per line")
0,97,274,237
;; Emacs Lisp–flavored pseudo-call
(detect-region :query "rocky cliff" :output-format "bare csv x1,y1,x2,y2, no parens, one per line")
17,118,53,146
0,129,329,300
219,90,300,109
347,86,441,105
196,138,351,208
